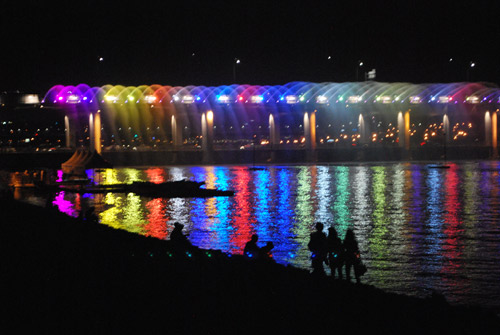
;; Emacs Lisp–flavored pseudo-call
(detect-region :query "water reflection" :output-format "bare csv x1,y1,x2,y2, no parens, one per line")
12,162,500,309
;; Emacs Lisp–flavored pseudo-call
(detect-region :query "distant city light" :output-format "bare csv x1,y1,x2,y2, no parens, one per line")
21,94,40,104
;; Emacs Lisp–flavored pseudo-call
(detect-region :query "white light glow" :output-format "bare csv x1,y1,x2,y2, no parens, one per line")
438,96,452,103
66,95,79,103
22,94,40,104
182,95,194,104
217,95,230,103
250,95,264,103
347,96,361,104
286,95,298,104
378,96,392,103
316,95,328,104
466,96,479,104
410,96,421,104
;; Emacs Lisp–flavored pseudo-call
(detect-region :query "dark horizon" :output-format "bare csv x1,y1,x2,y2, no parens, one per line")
1,0,499,93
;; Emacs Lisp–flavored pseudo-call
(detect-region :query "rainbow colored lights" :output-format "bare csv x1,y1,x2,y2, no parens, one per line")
43,82,500,112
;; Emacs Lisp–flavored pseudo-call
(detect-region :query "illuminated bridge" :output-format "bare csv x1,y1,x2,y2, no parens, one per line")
4,81,500,163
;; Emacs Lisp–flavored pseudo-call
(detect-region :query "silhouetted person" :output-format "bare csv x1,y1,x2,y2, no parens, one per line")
244,234,260,259
170,222,191,250
326,226,344,279
344,228,361,284
308,222,328,276
259,241,274,260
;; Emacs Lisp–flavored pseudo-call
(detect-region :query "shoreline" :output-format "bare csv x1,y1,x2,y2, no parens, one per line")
0,145,496,170
3,197,499,334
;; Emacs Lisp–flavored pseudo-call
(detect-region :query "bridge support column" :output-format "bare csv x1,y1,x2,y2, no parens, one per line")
64,115,76,148
94,111,102,154
493,112,498,158
269,113,280,162
88,112,102,153
443,114,450,144
397,110,411,155
202,110,214,163
358,113,370,145
89,113,95,152
304,111,317,161
485,111,498,158
171,115,183,147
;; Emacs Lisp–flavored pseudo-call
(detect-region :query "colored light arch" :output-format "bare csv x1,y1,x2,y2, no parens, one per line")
44,81,500,111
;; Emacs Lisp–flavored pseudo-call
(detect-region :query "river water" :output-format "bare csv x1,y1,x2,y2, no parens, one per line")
14,161,500,311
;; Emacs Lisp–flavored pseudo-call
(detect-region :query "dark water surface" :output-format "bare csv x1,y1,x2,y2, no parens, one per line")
17,161,500,310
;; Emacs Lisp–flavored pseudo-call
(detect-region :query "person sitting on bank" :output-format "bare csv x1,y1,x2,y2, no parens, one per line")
259,241,274,260
244,234,260,259
170,222,191,250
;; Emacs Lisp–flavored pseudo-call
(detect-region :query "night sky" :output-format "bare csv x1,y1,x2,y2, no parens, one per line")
1,0,499,93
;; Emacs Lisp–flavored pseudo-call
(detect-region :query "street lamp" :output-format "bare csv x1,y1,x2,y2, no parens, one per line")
233,58,241,83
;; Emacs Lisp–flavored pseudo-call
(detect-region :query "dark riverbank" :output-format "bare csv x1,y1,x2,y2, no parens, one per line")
3,198,499,334
0,145,495,169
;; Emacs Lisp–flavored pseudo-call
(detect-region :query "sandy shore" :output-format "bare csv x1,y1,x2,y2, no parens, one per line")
2,197,499,334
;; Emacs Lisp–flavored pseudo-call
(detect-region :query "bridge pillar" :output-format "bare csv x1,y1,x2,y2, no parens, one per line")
202,110,214,163
64,115,76,148
397,110,411,150
171,115,183,147
269,114,280,147
358,113,370,145
443,114,450,144
94,111,102,154
89,113,95,152
304,111,317,161
269,113,280,162
485,111,498,157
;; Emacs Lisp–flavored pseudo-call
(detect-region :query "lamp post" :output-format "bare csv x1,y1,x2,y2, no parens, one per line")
233,58,241,83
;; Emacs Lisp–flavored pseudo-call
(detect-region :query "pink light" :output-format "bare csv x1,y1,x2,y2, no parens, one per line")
58,96,63,101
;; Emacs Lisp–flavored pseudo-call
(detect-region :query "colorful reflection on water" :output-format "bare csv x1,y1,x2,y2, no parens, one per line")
44,162,500,309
